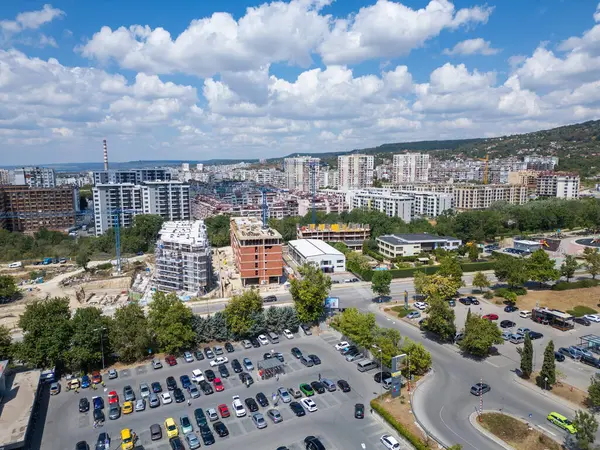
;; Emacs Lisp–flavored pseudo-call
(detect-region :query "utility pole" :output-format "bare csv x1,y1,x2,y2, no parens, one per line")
94,326,107,370
372,344,383,400
479,376,483,422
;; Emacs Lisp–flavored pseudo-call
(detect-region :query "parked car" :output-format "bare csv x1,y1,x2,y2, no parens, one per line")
374,371,392,383
243,358,254,371
225,342,235,353
135,399,146,412
335,341,350,350
149,393,160,408
288,387,302,399
407,311,421,319
242,340,252,349
205,369,216,382
574,317,592,326
108,369,118,379
283,329,294,339
165,355,177,366
528,331,544,340
300,355,314,367
278,387,292,403
299,383,315,396
79,397,90,413
500,320,516,328
257,334,269,345
321,378,336,392
256,392,269,407
380,434,401,450
209,356,229,367
231,359,243,373
305,436,326,450
459,297,472,305
204,347,215,359
337,379,351,392
194,351,205,361
218,364,230,378
151,381,162,393
504,305,518,312
213,421,229,437
183,351,194,363
267,408,283,423
213,346,224,356
213,378,224,392
501,330,512,340
240,372,254,386
150,424,162,441
218,404,230,418
50,382,61,395
232,395,246,417
161,392,173,405
140,383,150,398
301,324,312,335
291,347,302,359
199,381,214,395
94,409,105,424
245,397,259,412
301,397,318,412
414,301,427,310
252,412,267,429
173,388,185,403
482,314,499,321
189,385,200,398
554,351,566,362
354,403,365,419
289,401,306,417
310,381,325,394
586,314,600,323
166,377,177,391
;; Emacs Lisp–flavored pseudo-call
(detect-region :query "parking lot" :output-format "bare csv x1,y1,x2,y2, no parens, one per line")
41,330,399,450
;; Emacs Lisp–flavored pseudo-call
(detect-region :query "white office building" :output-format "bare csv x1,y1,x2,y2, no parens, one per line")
392,154,430,183
284,157,320,192
13,167,56,188
288,239,346,273
338,154,374,190
154,220,212,294
377,233,462,258
536,172,580,199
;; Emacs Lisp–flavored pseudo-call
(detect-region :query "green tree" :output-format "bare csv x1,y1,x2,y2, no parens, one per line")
68,307,111,372
587,373,600,409
424,296,456,341
373,328,402,369
111,302,152,363
0,325,12,361
76,249,91,271
537,340,555,389
573,410,598,450
224,289,264,338
494,255,529,287
472,271,490,292
560,255,579,282
132,214,164,248
527,249,560,286
468,244,480,262
205,215,231,247
15,297,72,368
421,274,461,300
459,315,503,357
437,256,464,287
332,308,377,349
290,263,332,324
371,270,392,297
401,338,432,376
583,247,600,279
519,333,533,378
0,275,18,299
148,292,196,354
413,271,427,294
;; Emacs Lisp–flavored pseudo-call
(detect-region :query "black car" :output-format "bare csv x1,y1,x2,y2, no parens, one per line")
204,347,215,359
528,331,544,340
240,372,254,386
301,324,312,335
468,297,480,305
218,364,230,378
93,409,105,423
250,338,261,348
194,408,208,427
554,351,566,362
205,369,216,382
575,317,591,326
264,352,273,360
470,383,491,395
504,305,518,312
459,297,472,305
151,381,162,393
166,376,177,391
308,354,321,365
199,424,215,446
310,381,325,394
337,380,351,392
341,345,357,355
75,442,89,450
231,359,243,373
95,432,110,450
79,397,90,413
581,354,600,368
291,347,302,359
256,392,269,407
500,320,515,328
213,421,229,437
245,397,259,412
199,381,214,395
374,371,392,383
173,388,185,403
354,403,365,419
289,401,305,417
225,342,235,353
274,352,285,363
194,350,205,361
263,295,278,303
304,436,326,450
169,436,184,450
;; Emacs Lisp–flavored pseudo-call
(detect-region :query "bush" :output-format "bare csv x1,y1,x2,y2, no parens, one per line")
552,279,600,291
495,286,527,297
460,261,495,272
566,305,598,317
391,306,416,318
95,262,112,270
483,291,494,300
370,400,429,450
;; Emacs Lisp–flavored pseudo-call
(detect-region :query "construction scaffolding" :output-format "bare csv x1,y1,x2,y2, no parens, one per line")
154,221,212,295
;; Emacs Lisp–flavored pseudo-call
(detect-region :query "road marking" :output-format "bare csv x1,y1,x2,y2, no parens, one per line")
537,425,557,436
485,361,500,368
438,405,480,450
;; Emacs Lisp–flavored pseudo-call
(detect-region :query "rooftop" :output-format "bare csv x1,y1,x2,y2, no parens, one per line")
378,233,461,245
288,239,344,258
231,217,282,239
298,223,370,232
158,220,209,246
0,368,40,447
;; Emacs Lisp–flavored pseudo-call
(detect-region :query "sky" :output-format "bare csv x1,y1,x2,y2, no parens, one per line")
1,0,600,165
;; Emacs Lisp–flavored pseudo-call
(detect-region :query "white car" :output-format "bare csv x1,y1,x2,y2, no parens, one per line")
586,314,600,323
380,434,401,449
283,329,294,340
191,369,205,383
232,395,246,417
160,392,172,405
414,302,428,310
300,397,318,412
140,383,150,399
258,334,269,346
335,341,350,351
209,356,229,367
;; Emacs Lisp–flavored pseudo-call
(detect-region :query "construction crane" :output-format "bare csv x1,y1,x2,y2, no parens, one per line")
479,154,489,185
109,208,143,273
258,186,275,228
308,160,318,225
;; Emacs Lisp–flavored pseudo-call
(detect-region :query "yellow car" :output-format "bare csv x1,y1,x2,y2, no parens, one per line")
547,412,577,434
68,379,80,390
165,417,178,438
120,428,135,450
122,401,134,414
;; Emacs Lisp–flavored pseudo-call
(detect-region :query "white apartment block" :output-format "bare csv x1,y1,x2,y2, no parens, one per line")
346,189,413,223
406,191,453,218
453,184,528,210
392,154,430,184
337,154,374,190
154,220,212,295
0,169,10,185
142,181,191,221
13,167,56,188
284,157,320,192
536,172,580,199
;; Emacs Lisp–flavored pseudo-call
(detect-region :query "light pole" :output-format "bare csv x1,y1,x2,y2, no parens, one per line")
94,326,107,370
372,344,383,400
544,376,548,391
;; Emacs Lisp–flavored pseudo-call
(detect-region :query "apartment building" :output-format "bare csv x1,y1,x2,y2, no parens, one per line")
13,167,56,188
93,168,171,185
0,185,78,233
154,220,212,295
508,170,540,191
377,233,462,258
296,223,370,251
407,191,453,218
283,157,320,192
524,156,559,171
142,181,190,221
337,154,374,190
230,217,283,286
536,172,580,199
346,189,413,223
0,169,10,185
453,184,528,210
392,154,430,184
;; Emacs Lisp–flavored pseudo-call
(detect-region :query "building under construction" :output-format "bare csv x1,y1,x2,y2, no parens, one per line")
154,221,212,295
296,223,371,251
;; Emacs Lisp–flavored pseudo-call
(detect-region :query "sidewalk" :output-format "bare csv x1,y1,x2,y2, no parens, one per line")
511,372,582,413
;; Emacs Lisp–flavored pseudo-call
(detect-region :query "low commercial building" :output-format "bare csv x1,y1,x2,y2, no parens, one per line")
296,223,370,251
513,239,541,253
288,239,346,273
377,233,462,258
230,217,283,286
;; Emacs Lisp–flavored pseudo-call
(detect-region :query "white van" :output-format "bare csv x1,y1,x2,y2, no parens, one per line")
357,360,379,372
8,262,22,268
519,310,531,319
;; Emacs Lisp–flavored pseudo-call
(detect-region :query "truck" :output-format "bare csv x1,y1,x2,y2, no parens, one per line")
42,257,53,265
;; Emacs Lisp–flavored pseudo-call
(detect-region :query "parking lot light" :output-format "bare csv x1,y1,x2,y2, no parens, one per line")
372,345,383,400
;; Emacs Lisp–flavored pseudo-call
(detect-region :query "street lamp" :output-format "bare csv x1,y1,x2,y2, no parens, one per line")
544,376,548,391
94,326,107,370
372,344,383,400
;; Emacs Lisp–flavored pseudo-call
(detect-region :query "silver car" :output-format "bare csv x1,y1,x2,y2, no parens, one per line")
267,408,283,423
184,351,194,363
252,412,267,429
189,385,201,399
277,387,291,403
206,408,218,421
321,378,336,392
148,393,160,408
185,432,201,450
135,399,146,411
140,383,150,399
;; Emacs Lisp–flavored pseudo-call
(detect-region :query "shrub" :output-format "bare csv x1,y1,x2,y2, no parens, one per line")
391,306,416,318
566,305,598,317
552,279,600,291
495,286,527,298
483,291,494,300
370,400,429,450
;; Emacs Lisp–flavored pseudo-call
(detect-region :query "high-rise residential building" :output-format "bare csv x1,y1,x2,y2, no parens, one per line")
154,220,212,295
13,167,56,188
405,191,453,218
142,181,190,221
0,185,78,233
524,156,559,171
93,168,171,185
230,217,283,286
283,157,320,192
0,169,10,185
392,154,430,183
536,172,580,199
453,184,528,210
337,154,374,190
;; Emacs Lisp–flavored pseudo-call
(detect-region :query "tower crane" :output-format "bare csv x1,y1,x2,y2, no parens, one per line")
479,154,489,185
308,160,318,225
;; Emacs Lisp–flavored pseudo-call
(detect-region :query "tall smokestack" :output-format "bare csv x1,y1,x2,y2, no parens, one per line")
103,139,109,171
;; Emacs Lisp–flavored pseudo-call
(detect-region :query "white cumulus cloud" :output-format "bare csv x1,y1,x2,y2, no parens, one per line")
443,38,501,56
0,4,65,34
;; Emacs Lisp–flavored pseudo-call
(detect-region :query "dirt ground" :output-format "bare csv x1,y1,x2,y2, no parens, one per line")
480,413,561,450
518,285,600,312
525,372,588,408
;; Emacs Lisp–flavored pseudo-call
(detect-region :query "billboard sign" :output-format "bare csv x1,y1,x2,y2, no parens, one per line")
325,297,339,309
391,354,406,399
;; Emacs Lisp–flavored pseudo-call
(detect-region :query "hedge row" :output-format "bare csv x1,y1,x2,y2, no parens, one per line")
349,260,495,281
370,400,430,450
552,279,600,291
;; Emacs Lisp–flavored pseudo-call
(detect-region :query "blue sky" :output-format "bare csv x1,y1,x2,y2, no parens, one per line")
1,0,599,164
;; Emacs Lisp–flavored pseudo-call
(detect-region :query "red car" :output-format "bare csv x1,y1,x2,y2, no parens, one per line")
108,391,119,404
213,377,224,392
218,403,230,418
91,371,102,384
165,355,177,366
482,314,499,321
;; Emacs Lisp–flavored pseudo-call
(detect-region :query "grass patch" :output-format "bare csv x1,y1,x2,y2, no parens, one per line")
391,306,416,318
480,413,561,450
566,305,598,317
552,279,600,291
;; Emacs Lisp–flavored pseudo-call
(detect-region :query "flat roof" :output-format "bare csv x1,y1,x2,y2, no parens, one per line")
514,240,541,245
231,217,282,239
288,239,344,258
0,370,40,447
158,220,209,246
378,233,460,245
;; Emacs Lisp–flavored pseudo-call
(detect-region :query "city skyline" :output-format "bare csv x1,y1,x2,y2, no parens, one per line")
0,1,599,165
